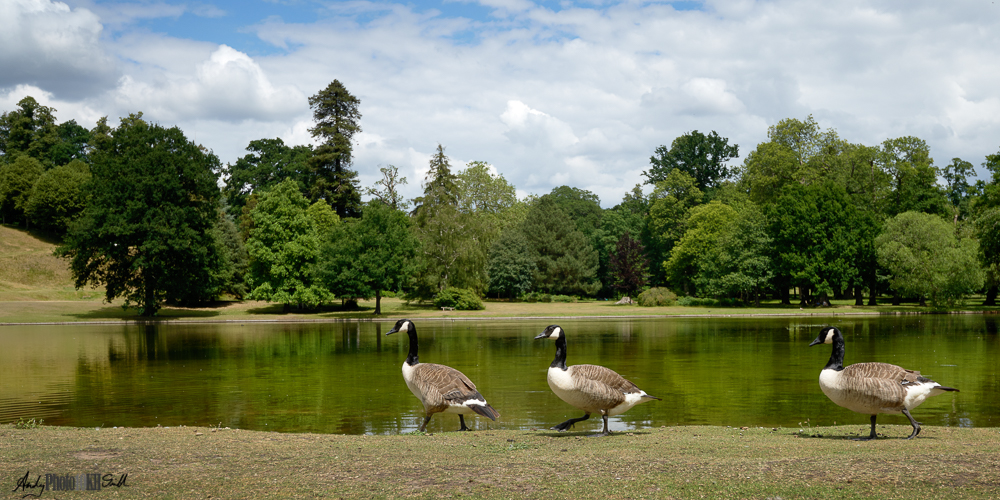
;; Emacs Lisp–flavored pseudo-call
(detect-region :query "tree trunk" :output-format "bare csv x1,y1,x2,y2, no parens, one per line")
854,285,864,306
780,286,791,305
985,285,998,306
374,289,382,315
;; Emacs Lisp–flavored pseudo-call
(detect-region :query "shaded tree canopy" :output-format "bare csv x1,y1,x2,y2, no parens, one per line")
316,202,418,314
56,113,224,316
521,196,600,296
0,96,60,166
224,138,312,211
487,229,536,299
645,130,739,190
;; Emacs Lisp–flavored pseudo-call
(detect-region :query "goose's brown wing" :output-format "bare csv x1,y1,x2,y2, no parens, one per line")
413,363,485,412
841,362,911,410
568,364,639,409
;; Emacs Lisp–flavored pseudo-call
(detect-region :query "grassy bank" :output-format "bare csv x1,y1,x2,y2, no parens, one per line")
3,424,998,499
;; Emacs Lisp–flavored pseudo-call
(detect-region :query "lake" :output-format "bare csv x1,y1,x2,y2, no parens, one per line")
1,314,996,434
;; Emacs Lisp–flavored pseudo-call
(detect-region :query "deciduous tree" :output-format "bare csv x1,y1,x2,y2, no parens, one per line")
875,211,983,307
224,138,312,211
24,159,90,232
316,202,418,314
645,130,739,191
245,178,331,311
56,114,225,316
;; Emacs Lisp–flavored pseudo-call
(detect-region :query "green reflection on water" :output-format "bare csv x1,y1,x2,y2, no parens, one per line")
1,315,996,434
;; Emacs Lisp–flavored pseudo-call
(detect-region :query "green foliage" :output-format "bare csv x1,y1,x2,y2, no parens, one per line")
646,170,704,282
56,113,224,316
645,130,739,191
737,141,799,205
433,287,484,310
695,201,773,305
306,80,363,218
875,211,984,307
223,138,312,211
307,200,340,236
14,417,44,429
410,145,485,298
878,136,949,217
487,229,536,299
544,186,603,239
49,120,92,166
973,207,1000,305
24,159,90,232
315,201,418,314
942,157,977,220
0,96,60,166
0,155,44,224
210,210,249,300
245,178,331,310
521,196,601,296
664,200,737,295
519,291,552,302
593,205,647,295
766,182,873,304
636,287,677,307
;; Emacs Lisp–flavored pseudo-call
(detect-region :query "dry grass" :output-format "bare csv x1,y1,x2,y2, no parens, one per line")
3,424,998,499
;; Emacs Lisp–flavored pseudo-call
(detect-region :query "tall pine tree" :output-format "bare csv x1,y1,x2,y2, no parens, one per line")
306,80,363,218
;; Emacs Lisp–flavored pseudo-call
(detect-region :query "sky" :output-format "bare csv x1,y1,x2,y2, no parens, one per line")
3,0,999,207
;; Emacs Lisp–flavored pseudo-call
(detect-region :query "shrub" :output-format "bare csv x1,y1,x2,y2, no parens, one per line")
636,287,677,307
519,292,552,303
434,287,484,310
551,294,576,303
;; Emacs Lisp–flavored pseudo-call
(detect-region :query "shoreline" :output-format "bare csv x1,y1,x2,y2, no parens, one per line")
2,307,997,326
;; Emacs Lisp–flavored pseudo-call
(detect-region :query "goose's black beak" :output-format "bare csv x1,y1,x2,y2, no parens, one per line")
534,332,549,340
808,337,822,346
386,328,399,336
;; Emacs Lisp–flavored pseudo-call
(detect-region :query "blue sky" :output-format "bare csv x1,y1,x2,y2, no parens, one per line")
3,0,1000,205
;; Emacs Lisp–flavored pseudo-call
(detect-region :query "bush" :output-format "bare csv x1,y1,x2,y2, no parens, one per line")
519,292,552,303
551,294,576,303
636,287,677,307
434,287,484,310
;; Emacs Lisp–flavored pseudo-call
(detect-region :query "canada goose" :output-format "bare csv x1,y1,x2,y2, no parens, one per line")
809,326,959,440
385,319,499,432
535,324,660,436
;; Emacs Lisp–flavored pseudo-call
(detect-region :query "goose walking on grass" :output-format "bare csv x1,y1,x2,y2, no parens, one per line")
810,326,959,440
535,324,659,436
386,319,499,432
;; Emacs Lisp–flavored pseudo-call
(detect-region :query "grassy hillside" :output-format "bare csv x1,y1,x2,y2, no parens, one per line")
0,225,102,301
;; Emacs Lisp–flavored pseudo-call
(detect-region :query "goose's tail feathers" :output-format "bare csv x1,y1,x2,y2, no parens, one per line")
470,403,500,421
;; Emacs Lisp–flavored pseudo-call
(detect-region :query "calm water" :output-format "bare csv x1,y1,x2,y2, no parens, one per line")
1,315,997,434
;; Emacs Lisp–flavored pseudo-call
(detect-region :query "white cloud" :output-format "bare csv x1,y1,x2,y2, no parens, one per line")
114,45,307,123
5,0,1000,205
0,0,116,98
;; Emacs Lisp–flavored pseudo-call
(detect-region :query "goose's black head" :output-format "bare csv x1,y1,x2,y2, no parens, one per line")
385,318,413,336
809,326,840,346
534,324,564,340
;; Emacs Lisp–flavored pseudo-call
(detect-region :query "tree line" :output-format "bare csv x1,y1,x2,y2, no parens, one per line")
1,84,998,316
